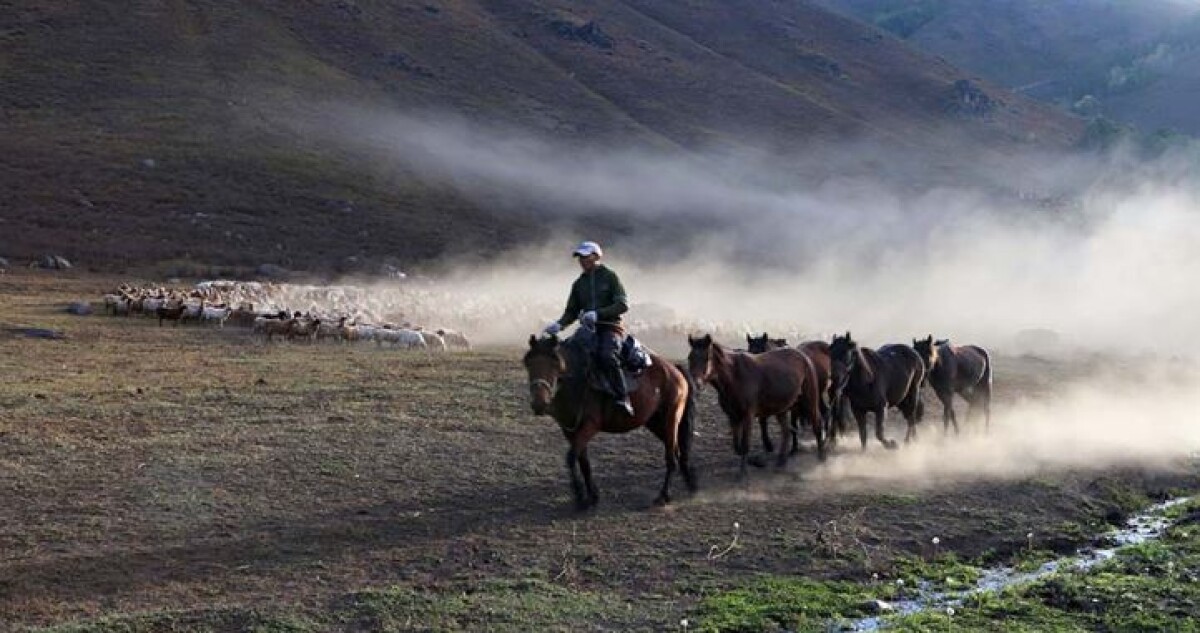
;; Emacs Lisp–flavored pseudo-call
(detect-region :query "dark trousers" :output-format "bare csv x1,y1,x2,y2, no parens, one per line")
595,326,628,402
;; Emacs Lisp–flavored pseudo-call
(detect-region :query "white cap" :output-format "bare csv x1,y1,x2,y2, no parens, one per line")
572,241,603,258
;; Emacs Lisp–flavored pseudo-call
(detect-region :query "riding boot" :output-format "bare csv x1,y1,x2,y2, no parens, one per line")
605,364,634,417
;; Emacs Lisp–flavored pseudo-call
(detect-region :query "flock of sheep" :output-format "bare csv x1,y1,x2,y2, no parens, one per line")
97,279,835,355
99,281,472,351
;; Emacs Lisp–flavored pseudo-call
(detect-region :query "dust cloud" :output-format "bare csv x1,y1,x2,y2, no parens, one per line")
806,362,1200,489
307,108,1200,359
261,105,1200,481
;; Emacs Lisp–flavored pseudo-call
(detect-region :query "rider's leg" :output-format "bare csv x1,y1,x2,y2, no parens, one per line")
597,328,633,416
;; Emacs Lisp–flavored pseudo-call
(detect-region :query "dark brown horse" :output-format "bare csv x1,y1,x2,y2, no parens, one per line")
524,332,696,509
746,333,789,353
688,334,825,474
829,332,925,449
747,334,836,455
912,336,993,433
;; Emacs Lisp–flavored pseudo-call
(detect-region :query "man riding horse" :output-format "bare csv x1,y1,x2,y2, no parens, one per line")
542,241,634,417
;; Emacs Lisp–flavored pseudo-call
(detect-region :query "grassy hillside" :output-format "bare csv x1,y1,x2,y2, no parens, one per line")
0,1,1083,272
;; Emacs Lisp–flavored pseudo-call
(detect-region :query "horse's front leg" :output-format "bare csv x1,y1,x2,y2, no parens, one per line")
570,423,601,509
814,395,832,451
875,405,898,449
564,447,587,510
577,446,600,507
853,405,870,450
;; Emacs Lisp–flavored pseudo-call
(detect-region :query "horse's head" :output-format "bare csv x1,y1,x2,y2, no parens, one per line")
912,335,938,372
829,331,858,393
524,334,566,416
687,334,717,383
746,332,770,354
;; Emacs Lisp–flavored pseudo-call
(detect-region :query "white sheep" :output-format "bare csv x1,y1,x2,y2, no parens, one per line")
420,330,447,352
201,305,232,327
376,327,426,349
437,329,472,350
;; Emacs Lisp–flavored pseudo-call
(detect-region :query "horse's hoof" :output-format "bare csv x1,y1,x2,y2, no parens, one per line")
884,440,899,450
748,454,769,468
653,494,670,506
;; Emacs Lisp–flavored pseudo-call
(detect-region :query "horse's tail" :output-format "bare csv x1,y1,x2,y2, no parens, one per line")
676,362,698,463
979,346,994,388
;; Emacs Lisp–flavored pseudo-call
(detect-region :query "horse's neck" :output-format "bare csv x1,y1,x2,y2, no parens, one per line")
550,375,587,424
709,349,748,411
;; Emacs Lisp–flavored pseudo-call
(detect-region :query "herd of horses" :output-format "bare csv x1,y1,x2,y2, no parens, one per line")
523,330,992,509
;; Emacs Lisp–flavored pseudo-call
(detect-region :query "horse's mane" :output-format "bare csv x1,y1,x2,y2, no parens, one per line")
856,345,877,382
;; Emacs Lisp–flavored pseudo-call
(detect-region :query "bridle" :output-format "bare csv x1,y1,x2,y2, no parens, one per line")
530,377,556,398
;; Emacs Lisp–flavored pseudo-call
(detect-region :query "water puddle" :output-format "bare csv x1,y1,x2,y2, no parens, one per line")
848,497,1192,631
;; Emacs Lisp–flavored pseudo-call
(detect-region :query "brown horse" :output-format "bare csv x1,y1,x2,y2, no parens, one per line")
829,332,925,449
746,334,836,455
524,332,697,509
688,334,825,475
912,336,993,433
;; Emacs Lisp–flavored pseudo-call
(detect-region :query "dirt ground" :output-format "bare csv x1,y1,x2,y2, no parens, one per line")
1,271,1197,631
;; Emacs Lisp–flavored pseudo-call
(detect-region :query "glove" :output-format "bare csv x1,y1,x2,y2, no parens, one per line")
580,311,598,327
542,321,562,336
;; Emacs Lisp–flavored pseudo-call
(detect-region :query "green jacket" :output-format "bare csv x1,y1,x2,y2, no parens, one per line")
557,264,628,328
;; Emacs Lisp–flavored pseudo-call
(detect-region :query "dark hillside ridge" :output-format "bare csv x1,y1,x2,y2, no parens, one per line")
0,1,1082,272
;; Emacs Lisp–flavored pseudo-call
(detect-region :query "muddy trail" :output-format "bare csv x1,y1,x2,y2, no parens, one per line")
1,273,1198,631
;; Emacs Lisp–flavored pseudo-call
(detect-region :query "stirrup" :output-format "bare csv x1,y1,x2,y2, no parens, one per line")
616,398,634,416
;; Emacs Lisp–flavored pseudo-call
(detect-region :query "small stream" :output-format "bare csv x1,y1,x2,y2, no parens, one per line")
848,497,1192,631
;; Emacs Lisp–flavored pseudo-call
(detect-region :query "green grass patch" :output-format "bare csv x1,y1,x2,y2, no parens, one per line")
874,492,921,507
891,553,982,592
694,576,897,632
883,510,1200,631
1098,480,1152,519
34,609,316,633
1010,548,1061,574
340,578,636,632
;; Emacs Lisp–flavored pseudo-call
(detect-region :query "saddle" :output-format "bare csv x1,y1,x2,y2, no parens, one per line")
583,334,653,397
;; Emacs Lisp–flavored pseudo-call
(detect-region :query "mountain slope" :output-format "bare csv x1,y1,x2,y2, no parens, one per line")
0,0,1084,271
820,0,1200,135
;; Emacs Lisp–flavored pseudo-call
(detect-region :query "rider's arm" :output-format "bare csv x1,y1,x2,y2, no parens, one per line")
596,270,628,321
556,280,581,328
